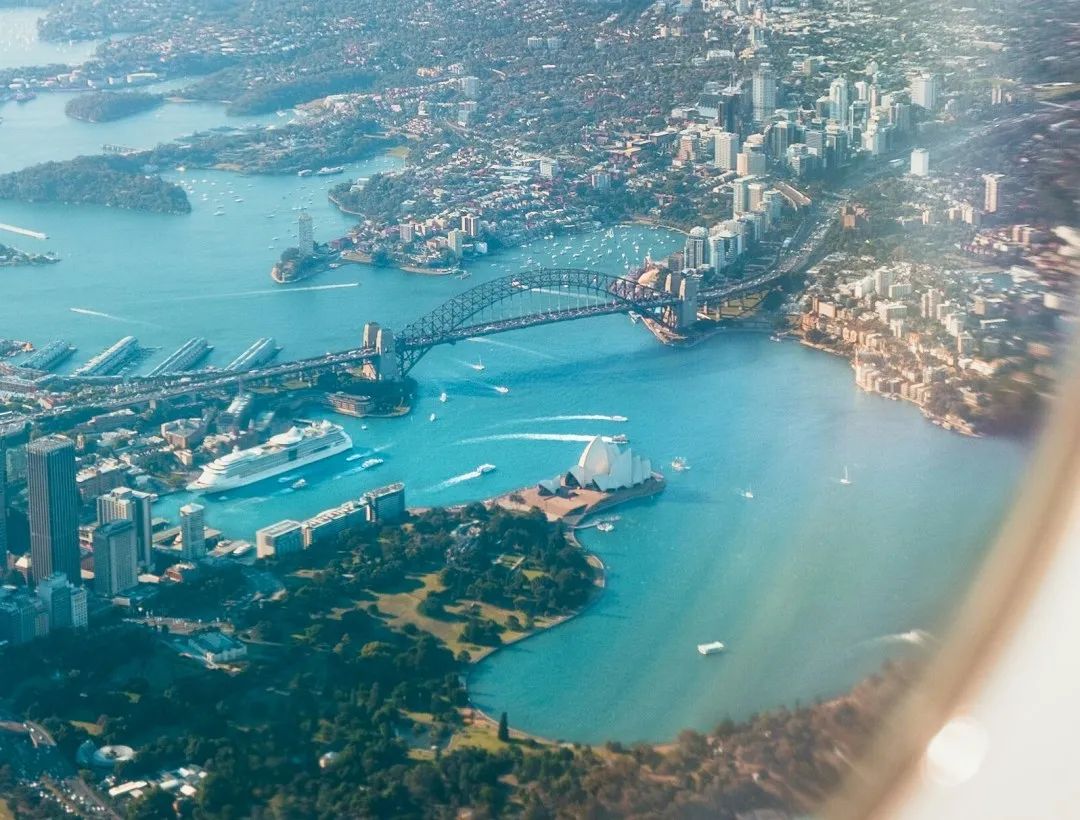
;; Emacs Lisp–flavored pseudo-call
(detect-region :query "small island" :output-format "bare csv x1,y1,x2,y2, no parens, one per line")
270,211,337,283
0,156,190,214
0,242,60,268
64,91,164,123
269,244,335,284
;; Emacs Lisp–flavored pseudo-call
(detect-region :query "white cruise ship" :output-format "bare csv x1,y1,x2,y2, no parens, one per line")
187,421,352,492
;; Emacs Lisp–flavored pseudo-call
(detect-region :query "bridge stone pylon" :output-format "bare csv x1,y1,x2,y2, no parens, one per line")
363,322,401,381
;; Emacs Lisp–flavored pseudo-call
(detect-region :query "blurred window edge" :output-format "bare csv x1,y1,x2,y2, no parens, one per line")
828,349,1080,819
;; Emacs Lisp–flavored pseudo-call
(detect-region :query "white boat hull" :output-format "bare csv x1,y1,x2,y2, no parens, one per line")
187,434,352,492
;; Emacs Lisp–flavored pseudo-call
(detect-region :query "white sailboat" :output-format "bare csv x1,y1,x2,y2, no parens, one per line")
469,355,485,372
741,486,754,499
840,466,852,485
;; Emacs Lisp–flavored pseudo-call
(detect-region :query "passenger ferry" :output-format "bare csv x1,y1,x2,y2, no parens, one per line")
187,421,351,492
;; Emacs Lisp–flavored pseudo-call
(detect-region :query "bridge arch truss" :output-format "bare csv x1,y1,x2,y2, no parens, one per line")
394,268,682,374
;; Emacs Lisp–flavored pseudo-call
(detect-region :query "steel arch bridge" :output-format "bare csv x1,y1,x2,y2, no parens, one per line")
393,268,684,374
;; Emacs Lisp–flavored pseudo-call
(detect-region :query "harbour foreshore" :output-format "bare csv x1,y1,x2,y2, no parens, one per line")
339,248,457,276
455,475,664,744
796,335,980,437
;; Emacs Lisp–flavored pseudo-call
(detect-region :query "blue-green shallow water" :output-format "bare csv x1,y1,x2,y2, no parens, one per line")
0,29,1032,743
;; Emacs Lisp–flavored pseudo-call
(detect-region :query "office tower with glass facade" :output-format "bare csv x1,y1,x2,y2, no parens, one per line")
28,436,81,586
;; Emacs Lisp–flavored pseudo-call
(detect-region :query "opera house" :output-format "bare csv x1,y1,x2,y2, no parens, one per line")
539,436,657,495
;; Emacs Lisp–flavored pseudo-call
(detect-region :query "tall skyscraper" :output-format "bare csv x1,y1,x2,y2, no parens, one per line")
447,229,465,258
297,211,314,257
27,436,81,586
97,487,155,567
732,177,751,217
825,121,850,167
683,228,708,269
909,72,939,110
92,520,138,597
713,131,740,171
752,63,776,122
829,77,849,126
983,173,1004,213
910,148,930,177
179,503,206,560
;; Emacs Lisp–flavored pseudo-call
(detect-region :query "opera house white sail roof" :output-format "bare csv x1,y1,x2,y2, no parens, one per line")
566,436,653,492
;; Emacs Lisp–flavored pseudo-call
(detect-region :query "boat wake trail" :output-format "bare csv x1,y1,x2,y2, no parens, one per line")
521,414,628,423
171,283,361,301
458,432,598,445
867,629,936,648
70,307,154,326
464,336,560,360
424,469,483,492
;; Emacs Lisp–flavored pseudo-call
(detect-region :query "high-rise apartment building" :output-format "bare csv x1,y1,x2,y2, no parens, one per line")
28,436,81,586
713,131,739,171
983,173,1004,213
909,72,939,110
732,177,752,217
829,77,849,126
447,229,465,258
297,211,314,257
752,63,776,122
179,503,206,560
97,487,155,567
910,148,930,177
92,520,138,597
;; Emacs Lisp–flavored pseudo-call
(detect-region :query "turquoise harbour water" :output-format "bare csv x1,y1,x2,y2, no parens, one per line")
0,15,1031,743
0,9,103,71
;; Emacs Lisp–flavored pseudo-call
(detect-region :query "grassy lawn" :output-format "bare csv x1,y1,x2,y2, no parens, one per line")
449,720,507,754
373,573,479,656
374,573,541,660
448,710,551,755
